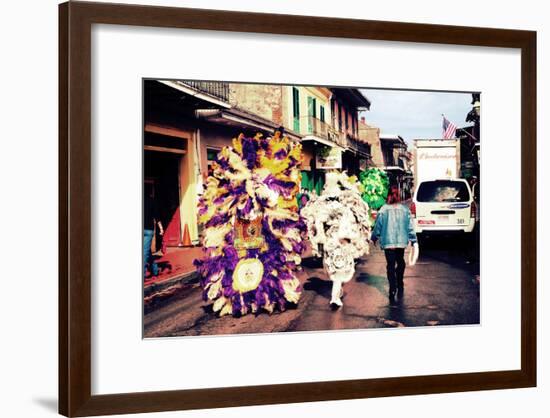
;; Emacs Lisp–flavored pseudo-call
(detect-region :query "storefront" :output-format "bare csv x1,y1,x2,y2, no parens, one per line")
143,123,200,247
342,149,371,177
301,137,343,195
143,80,204,246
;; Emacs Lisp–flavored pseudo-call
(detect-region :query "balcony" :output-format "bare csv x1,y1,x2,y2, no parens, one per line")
178,81,230,102
301,116,370,154
346,134,371,156
303,116,330,139
329,129,370,153
328,128,348,148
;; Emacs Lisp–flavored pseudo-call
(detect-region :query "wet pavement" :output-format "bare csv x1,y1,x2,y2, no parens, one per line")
143,236,480,338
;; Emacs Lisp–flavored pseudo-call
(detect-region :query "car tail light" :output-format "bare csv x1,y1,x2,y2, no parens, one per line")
470,201,477,218
410,202,416,217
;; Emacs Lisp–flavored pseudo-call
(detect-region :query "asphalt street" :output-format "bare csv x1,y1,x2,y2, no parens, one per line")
143,235,480,338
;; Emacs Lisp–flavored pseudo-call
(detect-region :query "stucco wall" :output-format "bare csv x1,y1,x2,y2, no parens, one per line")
359,121,383,166
229,83,284,125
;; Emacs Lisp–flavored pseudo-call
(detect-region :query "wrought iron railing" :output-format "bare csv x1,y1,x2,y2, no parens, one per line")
303,116,330,139
179,81,230,102
346,134,371,156
301,116,370,156
329,129,348,148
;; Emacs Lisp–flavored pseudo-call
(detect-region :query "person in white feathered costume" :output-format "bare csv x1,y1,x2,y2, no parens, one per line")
301,171,371,307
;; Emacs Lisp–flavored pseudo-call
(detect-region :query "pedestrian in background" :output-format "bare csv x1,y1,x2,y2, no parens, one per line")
371,185,417,305
144,194,164,279
297,188,310,210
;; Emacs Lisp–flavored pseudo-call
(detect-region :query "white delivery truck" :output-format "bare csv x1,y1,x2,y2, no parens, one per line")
414,139,461,183
411,139,476,235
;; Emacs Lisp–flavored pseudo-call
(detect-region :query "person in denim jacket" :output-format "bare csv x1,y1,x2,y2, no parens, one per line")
371,186,417,304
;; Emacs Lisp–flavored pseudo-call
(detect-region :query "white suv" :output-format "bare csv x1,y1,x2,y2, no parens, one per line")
411,178,476,235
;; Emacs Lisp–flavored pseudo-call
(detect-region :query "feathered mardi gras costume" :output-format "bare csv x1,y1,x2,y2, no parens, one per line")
194,132,306,317
301,172,371,307
359,168,390,212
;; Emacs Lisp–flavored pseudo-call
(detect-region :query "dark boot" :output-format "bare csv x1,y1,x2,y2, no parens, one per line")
389,289,397,305
396,286,404,301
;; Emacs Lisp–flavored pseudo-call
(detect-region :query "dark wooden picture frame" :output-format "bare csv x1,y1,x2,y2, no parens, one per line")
59,1,537,416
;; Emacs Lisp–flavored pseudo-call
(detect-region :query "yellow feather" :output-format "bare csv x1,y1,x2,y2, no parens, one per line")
213,296,227,312
277,196,298,210
203,223,231,248
198,206,216,225
219,301,233,317
288,143,303,163
259,156,289,175
232,136,243,155
282,278,301,303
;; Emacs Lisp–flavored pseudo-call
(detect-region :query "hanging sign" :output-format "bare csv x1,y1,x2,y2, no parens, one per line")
316,146,342,169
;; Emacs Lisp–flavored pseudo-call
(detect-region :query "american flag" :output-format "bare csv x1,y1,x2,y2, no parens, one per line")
442,116,457,139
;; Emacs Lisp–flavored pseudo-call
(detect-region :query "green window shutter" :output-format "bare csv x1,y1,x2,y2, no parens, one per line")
315,171,325,195
292,88,300,117
307,97,314,133
301,170,313,190
292,87,300,132
320,105,325,122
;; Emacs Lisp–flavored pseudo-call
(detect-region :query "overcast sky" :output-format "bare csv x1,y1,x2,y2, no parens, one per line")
359,89,476,144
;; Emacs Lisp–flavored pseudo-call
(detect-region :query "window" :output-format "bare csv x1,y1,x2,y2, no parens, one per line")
307,97,317,133
344,108,348,131
206,148,219,161
312,98,317,118
320,105,325,122
206,147,221,177
308,96,317,118
383,147,394,166
416,180,471,202
292,87,300,132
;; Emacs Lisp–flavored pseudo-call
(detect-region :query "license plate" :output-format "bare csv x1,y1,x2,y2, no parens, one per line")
438,215,449,221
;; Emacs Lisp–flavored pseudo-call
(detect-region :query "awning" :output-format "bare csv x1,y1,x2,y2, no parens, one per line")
330,88,371,110
380,135,406,146
383,166,406,172
302,135,344,151
344,147,371,159
196,108,301,141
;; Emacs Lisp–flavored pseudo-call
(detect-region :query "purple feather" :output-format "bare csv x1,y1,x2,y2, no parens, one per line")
196,134,304,316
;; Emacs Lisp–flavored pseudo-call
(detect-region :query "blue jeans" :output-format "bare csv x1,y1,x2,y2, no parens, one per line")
144,229,158,277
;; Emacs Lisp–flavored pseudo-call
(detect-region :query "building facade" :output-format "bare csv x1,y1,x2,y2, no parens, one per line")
358,117,413,199
143,80,372,247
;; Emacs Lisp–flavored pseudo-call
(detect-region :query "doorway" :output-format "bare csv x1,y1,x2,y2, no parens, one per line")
144,150,181,247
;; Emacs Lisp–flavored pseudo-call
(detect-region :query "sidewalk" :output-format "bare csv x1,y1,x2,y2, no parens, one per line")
144,246,203,291
144,243,315,295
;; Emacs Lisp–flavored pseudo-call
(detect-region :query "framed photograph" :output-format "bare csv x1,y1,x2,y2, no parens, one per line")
59,1,537,416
